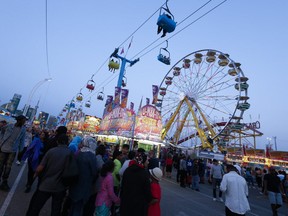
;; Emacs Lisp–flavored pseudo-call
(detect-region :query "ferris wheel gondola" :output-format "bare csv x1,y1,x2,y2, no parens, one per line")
158,49,250,151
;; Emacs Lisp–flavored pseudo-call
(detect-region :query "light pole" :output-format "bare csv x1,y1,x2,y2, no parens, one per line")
23,78,52,119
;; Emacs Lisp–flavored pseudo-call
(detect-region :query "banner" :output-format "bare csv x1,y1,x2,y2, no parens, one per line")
105,95,113,113
120,89,129,108
152,85,159,104
114,87,121,106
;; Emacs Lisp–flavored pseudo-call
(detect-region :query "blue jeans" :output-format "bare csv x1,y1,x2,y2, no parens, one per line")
192,175,199,190
0,151,16,182
26,189,66,216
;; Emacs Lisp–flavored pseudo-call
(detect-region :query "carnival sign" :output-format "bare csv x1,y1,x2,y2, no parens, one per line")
99,106,134,137
134,104,162,142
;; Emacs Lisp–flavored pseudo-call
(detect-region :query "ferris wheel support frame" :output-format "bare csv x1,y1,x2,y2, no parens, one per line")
172,108,190,144
161,99,185,140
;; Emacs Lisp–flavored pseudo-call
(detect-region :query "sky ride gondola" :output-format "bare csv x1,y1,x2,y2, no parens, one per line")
86,77,95,91
76,90,83,102
97,88,105,101
157,40,171,65
157,0,176,38
108,57,120,72
85,99,91,108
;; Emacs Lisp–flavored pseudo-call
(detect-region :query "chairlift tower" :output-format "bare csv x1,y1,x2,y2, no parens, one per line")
110,48,139,88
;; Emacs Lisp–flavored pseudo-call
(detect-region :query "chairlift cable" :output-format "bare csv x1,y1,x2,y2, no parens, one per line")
131,0,214,59
45,0,51,79
136,0,228,59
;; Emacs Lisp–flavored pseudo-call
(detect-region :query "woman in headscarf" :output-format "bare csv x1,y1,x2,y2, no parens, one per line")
68,136,98,216
120,152,152,216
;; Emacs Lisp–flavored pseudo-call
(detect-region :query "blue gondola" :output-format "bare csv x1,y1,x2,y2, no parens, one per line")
157,0,176,37
157,40,171,65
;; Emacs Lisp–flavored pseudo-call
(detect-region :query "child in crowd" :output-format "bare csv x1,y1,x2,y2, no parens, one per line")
95,160,120,216
148,167,163,216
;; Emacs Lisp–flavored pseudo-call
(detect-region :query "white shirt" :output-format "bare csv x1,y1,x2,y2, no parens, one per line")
220,171,250,215
119,159,131,177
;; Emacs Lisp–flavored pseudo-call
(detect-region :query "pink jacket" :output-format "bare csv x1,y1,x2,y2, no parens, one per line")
95,172,120,207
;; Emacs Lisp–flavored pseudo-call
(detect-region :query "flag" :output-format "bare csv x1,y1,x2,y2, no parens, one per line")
146,98,150,105
120,48,124,54
128,36,133,49
130,102,134,110
152,85,159,104
120,89,129,108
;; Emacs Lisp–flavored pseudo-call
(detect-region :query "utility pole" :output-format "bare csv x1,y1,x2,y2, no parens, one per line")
273,136,277,151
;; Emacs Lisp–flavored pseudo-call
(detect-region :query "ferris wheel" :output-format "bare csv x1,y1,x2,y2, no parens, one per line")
157,49,250,151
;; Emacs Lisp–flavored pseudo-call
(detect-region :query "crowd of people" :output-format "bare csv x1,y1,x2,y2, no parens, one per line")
163,153,288,216
0,117,164,216
0,116,288,216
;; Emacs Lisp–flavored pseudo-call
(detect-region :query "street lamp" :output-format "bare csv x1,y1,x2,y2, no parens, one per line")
23,78,52,119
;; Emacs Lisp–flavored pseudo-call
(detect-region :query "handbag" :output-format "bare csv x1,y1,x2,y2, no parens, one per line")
61,153,79,187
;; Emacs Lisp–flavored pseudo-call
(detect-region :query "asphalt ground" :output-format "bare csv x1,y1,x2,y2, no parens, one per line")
0,162,287,216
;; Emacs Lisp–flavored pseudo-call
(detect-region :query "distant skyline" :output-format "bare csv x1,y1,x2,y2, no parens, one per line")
0,0,287,150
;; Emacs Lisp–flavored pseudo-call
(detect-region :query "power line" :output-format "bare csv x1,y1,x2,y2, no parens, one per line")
64,0,228,112
45,0,51,78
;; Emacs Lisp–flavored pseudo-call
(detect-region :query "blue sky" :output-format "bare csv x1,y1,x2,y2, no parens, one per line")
0,0,287,150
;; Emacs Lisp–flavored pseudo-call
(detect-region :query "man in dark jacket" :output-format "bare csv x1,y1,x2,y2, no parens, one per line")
42,126,67,155
120,152,152,216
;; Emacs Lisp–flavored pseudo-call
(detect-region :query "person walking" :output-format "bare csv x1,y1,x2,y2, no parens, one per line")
42,126,67,155
21,130,49,193
0,115,26,191
16,127,32,165
191,159,200,191
210,159,224,202
95,160,120,216
68,136,98,216
25,134,71,216
264,167,286,216
83,144,106,216
120,152,152,216
148,167,163,216
165,154,173,178
220,164,250,216
179,155,187,188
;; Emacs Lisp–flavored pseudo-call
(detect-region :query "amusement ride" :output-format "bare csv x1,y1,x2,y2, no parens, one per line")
158,49,250,152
